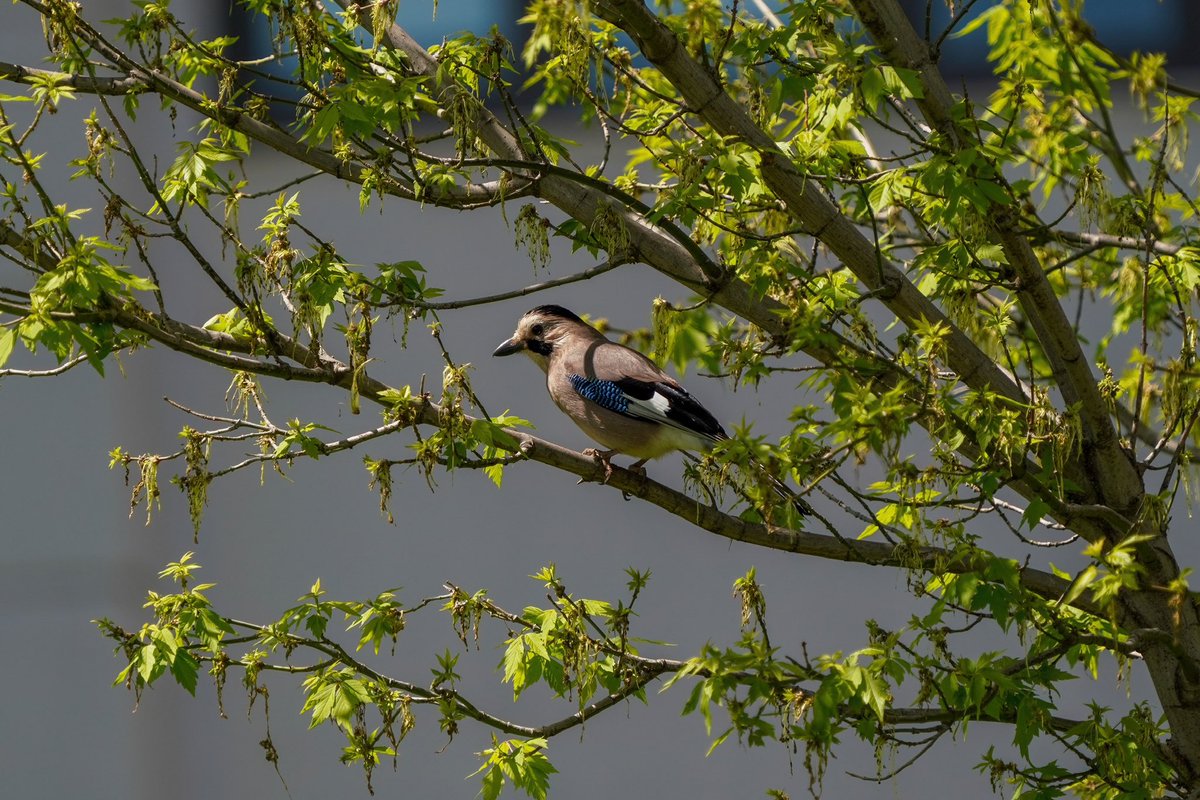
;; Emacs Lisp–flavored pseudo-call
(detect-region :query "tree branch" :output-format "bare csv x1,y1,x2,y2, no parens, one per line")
589,0,1029,410
845,0,1142,514
5,1,1085,535
0,60,147,95
2,300,1086,619
0,352,89,377
842,0,1200,787
499,433,1089,614
1052,229,1184,257
323,0,1118,542
3,11,530,209
418,259,628,310
0,225,1089,617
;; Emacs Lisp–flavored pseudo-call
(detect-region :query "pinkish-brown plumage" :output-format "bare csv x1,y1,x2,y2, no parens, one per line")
492,305,813,515
493,305,718,463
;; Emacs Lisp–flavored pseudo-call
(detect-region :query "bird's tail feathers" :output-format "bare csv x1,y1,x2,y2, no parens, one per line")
754,460,814,516
687,450,813,517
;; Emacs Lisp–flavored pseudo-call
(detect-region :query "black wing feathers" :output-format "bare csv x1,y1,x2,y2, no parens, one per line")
612,376,655,400
614,377,727,440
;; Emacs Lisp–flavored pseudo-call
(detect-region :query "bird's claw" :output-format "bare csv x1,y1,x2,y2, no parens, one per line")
619,468,642,499
582,448,616,484
578,451,646,496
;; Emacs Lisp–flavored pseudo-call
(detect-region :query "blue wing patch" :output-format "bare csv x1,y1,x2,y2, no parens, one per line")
569,374,630,414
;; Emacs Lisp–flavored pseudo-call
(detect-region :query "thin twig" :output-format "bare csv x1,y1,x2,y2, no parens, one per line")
415,258,627,311
0,353,89,377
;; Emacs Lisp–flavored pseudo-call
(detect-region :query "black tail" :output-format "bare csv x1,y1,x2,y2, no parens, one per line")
757,462,814,516
685,450,814,517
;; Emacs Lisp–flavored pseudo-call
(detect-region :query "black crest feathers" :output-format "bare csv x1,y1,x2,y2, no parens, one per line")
527,305,585,324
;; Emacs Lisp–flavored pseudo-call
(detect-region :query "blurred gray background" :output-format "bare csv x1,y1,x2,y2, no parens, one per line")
1,2,1195,798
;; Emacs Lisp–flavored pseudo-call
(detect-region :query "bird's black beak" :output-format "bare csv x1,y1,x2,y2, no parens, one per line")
492,336,525,357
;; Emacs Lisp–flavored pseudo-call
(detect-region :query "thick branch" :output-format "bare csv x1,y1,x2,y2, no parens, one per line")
321,1,1117,540
0,287,1086,618
843,0,1199,787
846,0,1141,514
3,2,1087,529
507,432,1089,613
589,0,1028,409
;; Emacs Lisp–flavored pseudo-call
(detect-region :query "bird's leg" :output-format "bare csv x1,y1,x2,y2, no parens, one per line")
616,458,651,501
582,448,618,483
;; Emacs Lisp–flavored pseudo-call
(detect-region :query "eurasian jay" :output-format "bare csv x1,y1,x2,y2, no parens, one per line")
493,305,812,515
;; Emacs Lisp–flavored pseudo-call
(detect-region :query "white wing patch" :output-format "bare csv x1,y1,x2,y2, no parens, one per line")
624,392,673,425
625,390,714,451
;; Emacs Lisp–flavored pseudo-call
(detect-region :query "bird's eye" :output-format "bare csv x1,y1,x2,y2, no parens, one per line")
530,323,545,337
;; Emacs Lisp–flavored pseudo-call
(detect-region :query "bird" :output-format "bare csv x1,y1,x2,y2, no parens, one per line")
492,304,812,515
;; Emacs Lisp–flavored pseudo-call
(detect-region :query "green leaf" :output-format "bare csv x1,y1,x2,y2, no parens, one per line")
0,328,15,368
170,648,200,696
135,642,160,684
1021,499,1051,531
502,636,531,696
470,418,520,450
860,671,888,722
705,727,733,756
1060,565,1099,607
480,764,503,800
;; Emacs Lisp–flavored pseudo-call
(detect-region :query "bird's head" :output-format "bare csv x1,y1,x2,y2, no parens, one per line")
492,305,592,370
